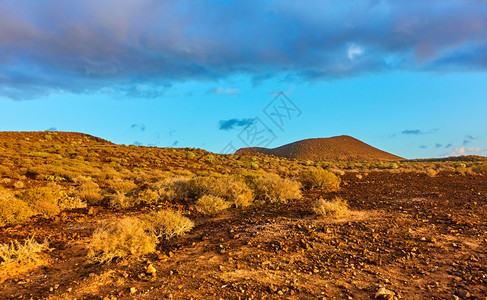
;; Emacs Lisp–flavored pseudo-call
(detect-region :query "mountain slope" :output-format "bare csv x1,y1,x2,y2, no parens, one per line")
235,135,403,161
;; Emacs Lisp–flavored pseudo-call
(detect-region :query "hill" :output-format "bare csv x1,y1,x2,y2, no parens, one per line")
235,135,403,161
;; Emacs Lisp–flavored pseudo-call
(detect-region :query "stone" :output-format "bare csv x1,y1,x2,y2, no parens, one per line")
375,287,395,299
146,264,157,276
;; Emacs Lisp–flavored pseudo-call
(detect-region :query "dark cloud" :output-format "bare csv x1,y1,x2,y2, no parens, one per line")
435,143,442,148
445,143,452,148
1,1,487,99
132,141,142,146
46,127,57,132
463,135,478,146
172,140,179,146
130,123,146,132
402,129,423,135
219,118,255,131
419,145,428,149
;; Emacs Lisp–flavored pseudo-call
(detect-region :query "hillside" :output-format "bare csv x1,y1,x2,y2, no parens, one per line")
236,135,403,161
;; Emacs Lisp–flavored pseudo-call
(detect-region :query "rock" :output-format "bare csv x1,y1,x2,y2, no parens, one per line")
375,287,396,299
146,264,157,276
457,289,471,298
130,287,137,294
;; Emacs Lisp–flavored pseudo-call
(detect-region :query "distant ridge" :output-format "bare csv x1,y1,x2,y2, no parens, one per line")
235,135,403,161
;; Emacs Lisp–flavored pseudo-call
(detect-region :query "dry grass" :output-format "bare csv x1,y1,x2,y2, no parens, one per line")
313,197,349,217
153,176,192,201
0,236,50,265
87,217,157,263
300,167,341,191
426,168,438,177
144,210,194,239
195,195,230,216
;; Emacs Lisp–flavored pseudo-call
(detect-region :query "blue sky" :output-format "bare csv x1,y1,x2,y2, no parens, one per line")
1,0,486,159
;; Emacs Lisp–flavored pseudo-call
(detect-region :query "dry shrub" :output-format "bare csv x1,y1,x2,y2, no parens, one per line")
195,195,230,216
313,197,349,217
87,217,157,263
473,163,487,174
153,176,191,201
108,192,131,208
18,185,61,217
186,175,253,207
0,188,34,227
245,172,302,203
107,178,137,194
58,189,87,211
137,189,160,204
144,210,194,239
76,180,103,205
300,168,341,191
425,168,438,177
0,236,50,265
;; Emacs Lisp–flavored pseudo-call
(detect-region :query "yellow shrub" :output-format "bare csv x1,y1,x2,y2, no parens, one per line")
87,217,157,263
195,195,230,216
144,210,194,239
0,188,34,227
18,186,61,217
300,168,341,191
186,175,253,207
0,236,50,265
313,197,349,217
245,172,302,203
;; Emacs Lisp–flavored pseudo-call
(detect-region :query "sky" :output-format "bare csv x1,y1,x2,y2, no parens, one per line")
0,0,486,159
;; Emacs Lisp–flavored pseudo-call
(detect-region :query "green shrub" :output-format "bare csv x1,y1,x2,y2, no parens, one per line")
300,167,341,191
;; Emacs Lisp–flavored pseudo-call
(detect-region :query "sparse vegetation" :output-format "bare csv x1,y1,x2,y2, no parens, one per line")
195,195,230,216
313,197,349,217
0,188,34,227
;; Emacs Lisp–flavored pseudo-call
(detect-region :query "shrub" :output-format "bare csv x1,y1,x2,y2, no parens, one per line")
144,210,194,239
195,195,230,216
186,175,253,207
137,189,160,204
313,197,349,217
0,188,34,227
76,180,103,205
245,172,302,203
473,163,487,174
18,186,61,217
0,236,50,265
108,192,131,208
300,168,341,191
107,178,137,194
57,189,87,211
153,176,191,202
87,217,157,263
425,168,438,177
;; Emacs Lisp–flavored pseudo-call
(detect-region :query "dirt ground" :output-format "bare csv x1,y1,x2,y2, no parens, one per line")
1,171,486,299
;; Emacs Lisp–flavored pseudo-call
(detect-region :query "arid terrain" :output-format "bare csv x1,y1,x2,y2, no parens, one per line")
1,132,486,299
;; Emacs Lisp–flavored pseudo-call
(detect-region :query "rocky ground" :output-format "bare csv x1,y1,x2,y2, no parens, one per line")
1,171,486,299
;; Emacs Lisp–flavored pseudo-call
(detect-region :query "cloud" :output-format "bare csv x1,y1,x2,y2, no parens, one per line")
130,123,146,132
447,147,487,157
444,143,452,148
402,129,422,135
46,127,57,131
208,87,240,96
463,134,478,145
172,140,179,146
419,145,427,149
435,143,442,148
1,1,487,99
219,118,255,131
132,141,143,146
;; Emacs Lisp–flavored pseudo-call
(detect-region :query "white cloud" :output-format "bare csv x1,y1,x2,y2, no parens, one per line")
210,87,240,95
347,44,364,61
447,147,487,157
